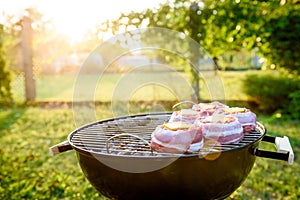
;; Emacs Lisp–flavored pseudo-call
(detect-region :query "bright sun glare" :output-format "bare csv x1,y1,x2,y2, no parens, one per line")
0,0,165,43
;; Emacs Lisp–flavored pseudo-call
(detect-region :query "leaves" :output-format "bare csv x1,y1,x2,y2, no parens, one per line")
0,24,13,102
102,0,300,73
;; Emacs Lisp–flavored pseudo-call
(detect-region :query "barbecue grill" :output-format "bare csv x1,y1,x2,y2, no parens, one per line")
50,112,294,200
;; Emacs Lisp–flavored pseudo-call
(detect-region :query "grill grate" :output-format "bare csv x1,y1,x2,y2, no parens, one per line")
70,113,265,157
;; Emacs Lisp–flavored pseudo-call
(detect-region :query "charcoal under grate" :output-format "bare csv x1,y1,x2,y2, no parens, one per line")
69,113,265,157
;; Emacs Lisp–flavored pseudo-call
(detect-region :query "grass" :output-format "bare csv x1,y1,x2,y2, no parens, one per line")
230,116,300,199
0,106,299,199
12,70,262,102
0,106,111,200
5,70,299,199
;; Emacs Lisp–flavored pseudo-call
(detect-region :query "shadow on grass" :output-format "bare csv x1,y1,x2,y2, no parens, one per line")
0,107,26,136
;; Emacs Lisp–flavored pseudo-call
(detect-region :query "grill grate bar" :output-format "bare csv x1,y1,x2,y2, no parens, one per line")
70,113,264,156
74,143,151,150
72,135,257,145
72,135,151,141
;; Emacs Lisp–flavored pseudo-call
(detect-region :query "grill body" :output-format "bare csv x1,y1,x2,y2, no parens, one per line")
68,113,265,200
76,145,257,200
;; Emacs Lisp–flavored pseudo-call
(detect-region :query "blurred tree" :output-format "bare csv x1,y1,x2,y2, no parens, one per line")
9,8,99,75
0,24,12,102
21,16,36,101
258,1,300,72
101,0,300,72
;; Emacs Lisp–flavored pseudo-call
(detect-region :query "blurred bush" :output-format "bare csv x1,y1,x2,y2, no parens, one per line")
243,72,300,118
0,24,12,103
288,87,300,119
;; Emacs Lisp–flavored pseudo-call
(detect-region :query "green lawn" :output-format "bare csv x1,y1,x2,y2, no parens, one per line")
0,106,299,199
12,70,262,102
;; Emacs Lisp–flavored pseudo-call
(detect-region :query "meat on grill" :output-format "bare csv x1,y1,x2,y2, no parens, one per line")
151,122,203,153
195,115,244,144
169,109,199,124
151,101,256,153
192,101,228,116
217,107,257,133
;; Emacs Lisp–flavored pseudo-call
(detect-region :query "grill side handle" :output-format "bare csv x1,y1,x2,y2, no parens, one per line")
253,135,294,165
49,140,73,156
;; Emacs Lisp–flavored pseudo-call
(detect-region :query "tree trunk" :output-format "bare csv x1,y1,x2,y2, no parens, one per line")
189,2,201,101
21,16,36,101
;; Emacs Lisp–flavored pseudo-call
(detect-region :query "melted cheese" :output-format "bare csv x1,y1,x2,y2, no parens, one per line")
223,107,247,114
163,122,193,131
180,109,198,116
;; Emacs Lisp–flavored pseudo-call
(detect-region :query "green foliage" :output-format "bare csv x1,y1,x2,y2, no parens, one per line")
243,71,300,117
261,3,300,72
102,0,300,73
0,24,12,102
288,87,300,119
